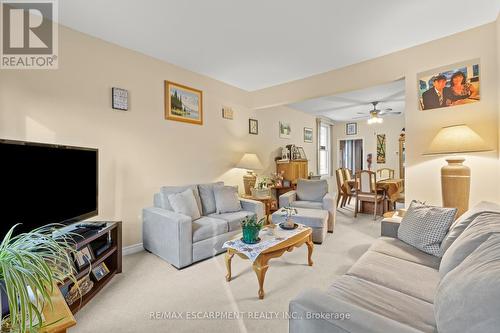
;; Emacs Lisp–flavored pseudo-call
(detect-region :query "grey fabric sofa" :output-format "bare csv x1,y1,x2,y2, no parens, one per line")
279,179,336,233
142,182,264,269
289,201,500,333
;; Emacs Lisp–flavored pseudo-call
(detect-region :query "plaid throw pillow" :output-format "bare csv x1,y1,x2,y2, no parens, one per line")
398,200,457,257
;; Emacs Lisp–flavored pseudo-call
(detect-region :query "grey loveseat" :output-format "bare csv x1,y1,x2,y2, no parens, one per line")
289,201,500,333
143,182,264,269
279,179,336,233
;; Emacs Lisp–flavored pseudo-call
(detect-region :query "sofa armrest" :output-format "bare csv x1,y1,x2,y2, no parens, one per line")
290,288,419,333
240,198,265,221
142,207,193,269
322,193,336,233
279,190,297,208
380,217,402,238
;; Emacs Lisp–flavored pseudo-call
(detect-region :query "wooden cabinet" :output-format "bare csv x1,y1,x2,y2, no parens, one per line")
277,160,308,184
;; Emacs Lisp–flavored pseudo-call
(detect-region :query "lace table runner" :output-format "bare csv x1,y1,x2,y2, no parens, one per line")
222,224,308,262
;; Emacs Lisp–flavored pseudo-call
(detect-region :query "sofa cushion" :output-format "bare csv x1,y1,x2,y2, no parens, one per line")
160,185,202,213
347,250,440,303
397,201,457,257
208,211,255,232
369,237,441,269
289,200,323,210
192,217,228,243
327,275,436,333
167,189,201,220
213,185,242,214
296,179,328,202
435,233,500,333
440,201,500,255
198,181,224,215
439,212,500,277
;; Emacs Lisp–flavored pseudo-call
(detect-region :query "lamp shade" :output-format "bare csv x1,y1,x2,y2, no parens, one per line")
424,125,490,155
236,153,263,170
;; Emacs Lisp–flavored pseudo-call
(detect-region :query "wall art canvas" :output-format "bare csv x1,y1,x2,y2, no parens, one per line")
249,119,258,135
279,121,291,139
165,81,203,125
303,127,313,143
346,123,357,135
376,134,386,164
418,59,480,111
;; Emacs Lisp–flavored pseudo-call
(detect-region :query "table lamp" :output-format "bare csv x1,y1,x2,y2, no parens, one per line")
424,124,490,217
236,153,264,195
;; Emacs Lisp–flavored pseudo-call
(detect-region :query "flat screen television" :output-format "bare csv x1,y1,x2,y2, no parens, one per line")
0,139,98,238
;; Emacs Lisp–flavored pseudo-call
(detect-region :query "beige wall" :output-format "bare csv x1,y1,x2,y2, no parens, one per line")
252,22,500,207
332,116,405,177
0,26,317,246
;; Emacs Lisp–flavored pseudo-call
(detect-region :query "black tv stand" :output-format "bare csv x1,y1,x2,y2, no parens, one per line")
59,221,122,314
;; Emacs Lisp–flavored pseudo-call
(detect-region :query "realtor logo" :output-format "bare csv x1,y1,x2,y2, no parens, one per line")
1,0,58,69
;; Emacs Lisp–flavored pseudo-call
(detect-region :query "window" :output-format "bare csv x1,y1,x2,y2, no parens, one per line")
319,123,330,175
339,139,363,174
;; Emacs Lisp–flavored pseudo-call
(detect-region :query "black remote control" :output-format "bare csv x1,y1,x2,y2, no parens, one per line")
76,222,107,229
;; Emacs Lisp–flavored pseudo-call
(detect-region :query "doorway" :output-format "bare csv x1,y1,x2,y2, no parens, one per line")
339,139,363,175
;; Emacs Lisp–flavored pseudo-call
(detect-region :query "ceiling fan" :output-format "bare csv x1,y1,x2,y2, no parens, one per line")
353,101,402,124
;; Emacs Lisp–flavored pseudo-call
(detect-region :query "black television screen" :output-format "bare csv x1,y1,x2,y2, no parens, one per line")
0,140,98,237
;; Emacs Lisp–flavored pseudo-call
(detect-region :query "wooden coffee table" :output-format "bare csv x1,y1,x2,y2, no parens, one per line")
224,225,313,299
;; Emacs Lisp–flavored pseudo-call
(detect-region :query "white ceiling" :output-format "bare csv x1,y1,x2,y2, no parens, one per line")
287,80,405,121
58,0,500,91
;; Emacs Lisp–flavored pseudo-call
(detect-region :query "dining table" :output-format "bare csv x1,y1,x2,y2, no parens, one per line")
347,178,404,212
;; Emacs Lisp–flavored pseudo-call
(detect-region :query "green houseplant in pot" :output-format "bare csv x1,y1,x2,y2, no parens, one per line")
241,216,265,244
0,224,78,332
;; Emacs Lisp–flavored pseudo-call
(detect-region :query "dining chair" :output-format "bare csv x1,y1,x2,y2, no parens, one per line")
354,170,385,220
376,168,395,180
341,168,355,206
335,168,345,207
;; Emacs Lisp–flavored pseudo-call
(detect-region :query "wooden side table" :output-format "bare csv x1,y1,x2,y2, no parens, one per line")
241,195,273,224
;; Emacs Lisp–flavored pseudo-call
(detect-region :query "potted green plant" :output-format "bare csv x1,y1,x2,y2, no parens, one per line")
280,206,298,229
0,224,78,332
241,216,265,244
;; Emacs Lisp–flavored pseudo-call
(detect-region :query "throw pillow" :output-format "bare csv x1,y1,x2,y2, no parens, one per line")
213,185,242,214
440,201,500,255
397,200,457,257
439,212,500,277
198,182,224,215
168,188,201,220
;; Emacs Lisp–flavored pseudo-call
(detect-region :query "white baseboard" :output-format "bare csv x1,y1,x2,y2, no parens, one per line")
123,243,144,256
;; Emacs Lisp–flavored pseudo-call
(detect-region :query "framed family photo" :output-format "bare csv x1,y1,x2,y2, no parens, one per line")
418,59,480,111
165,81,203,125
74,245,94,269
91,262,110,281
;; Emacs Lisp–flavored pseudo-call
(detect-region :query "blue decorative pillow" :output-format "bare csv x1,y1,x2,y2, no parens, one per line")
398,200,457,257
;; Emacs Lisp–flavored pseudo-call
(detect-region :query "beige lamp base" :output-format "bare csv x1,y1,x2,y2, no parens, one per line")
243,171,257,196
441,158,470,218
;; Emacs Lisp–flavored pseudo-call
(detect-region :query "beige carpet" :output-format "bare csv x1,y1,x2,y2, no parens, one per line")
72,208,381,333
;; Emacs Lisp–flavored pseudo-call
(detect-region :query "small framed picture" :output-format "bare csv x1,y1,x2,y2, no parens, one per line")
346,123,357,135
283,180,291,187
249,118,258,135
303,127,313,143
112,87,128,111
91,262,110,281
74,246,94,269
297,147,307,160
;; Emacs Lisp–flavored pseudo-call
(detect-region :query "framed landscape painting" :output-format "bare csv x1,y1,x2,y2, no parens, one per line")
304,127,313,143
165,81,203,125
